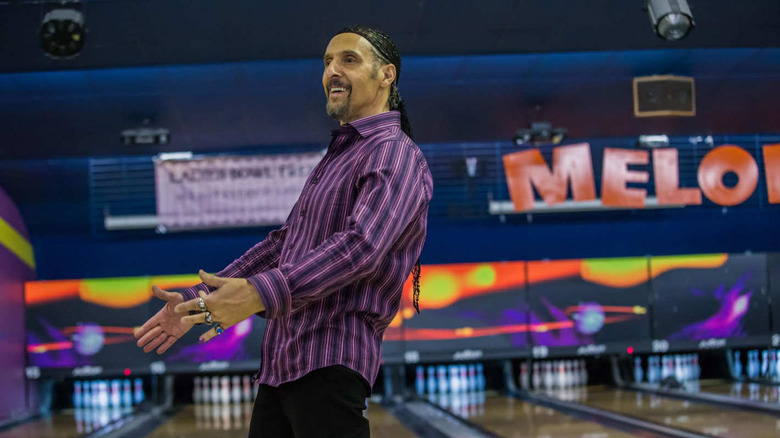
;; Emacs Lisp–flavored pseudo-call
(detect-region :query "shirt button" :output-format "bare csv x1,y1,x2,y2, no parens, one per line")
288,244,293,249
311,177,319,184
300,209,305,217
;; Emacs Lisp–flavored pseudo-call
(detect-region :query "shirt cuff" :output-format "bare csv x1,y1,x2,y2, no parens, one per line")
181,283,211,301
180,283,212,316
247,268,290,320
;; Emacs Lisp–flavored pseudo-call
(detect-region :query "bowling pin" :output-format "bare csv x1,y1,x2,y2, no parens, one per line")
110,380,120,407
733,351,743,378
476,363,485,391
122,380,132,407
519,362,529,390
468,364,477,391
580,359,588,386
242,375,252,402
202,377,211,404
775,350,780,381
448,365,460,393
133,378,145,405
99,380,109,408
634,357,644,383
426,366,436,394
543,362,553,390
83,380,91,408
91,380,100,407
231,375,242,404
532,362,541,389
571,361,581,387
194,377,202,404
415,366,425,395
74,381,83,408
459,364,468,393
762,350,770,378
750,350,756,378
556,361,566,389
220,375,230,404
437,365,448,393
211,376,220,404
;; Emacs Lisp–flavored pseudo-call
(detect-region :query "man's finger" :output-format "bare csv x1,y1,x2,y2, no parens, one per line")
152,285,179,302
136,325,162,347
199,270,226,288
180,311,209,326
135,312,162,339
143,334,167,353
157,336,178,355
199,323,229,344
174,295,208,315
134,320,152,340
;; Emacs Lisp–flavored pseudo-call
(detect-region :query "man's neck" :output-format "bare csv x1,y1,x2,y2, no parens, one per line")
340,104,391,125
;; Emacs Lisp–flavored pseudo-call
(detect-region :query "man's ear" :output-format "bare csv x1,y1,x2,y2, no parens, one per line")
381,64,396,88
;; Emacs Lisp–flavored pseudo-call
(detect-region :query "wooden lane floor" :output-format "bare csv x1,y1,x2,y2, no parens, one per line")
690,380,780,403
543,385,780,437
143,402,416,438
430,391,636,437
365,402,418,438
0,407,130,438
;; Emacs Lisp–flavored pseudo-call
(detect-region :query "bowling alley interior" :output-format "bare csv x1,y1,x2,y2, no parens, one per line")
2,1,780,437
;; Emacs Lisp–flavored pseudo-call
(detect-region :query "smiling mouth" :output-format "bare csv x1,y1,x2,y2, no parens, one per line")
329,86,348,97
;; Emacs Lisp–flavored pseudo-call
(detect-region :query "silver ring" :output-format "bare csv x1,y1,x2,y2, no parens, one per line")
205,312,213,324
198,297,207,312
214,324,224,336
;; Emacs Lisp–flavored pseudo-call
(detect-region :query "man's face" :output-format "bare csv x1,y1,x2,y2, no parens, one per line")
322,33,391,124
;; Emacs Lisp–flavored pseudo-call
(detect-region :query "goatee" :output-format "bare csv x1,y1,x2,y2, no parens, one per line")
326,96,350,121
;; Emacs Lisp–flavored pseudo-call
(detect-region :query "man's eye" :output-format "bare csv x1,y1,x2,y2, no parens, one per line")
346,57,356,63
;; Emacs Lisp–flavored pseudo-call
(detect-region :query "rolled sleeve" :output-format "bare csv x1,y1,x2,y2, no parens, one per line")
248,268,290,319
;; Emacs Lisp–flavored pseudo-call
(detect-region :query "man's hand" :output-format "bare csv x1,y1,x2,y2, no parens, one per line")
134,286,193,354
175,270,265,343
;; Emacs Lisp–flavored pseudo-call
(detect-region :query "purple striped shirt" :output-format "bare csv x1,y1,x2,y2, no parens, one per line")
182,111,432,388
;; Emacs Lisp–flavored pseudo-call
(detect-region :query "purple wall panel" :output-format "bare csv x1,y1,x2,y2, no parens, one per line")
0,186,35,423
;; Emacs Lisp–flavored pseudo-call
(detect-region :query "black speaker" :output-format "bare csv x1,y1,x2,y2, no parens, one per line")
633,75,695,117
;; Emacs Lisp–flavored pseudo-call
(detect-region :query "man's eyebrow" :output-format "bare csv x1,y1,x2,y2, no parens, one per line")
323,50,361,61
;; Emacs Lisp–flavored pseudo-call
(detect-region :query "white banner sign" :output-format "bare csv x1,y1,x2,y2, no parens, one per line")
155,152,322,230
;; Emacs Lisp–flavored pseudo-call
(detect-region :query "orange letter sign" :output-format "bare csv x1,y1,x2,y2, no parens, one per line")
763,143,780,204
653,149,702,205
602,148,649,208
697,145,758,206
503,143,596,211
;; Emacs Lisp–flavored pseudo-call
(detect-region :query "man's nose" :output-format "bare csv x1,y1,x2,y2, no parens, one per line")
325,60,342,78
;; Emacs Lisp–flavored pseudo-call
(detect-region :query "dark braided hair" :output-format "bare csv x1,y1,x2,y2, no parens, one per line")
336,25,421,313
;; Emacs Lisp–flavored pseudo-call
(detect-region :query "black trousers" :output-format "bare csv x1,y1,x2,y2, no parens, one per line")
248,365,371,438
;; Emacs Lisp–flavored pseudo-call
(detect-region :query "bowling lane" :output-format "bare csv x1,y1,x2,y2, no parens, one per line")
143,402,416,438
145,404,252,438
432,391,635,438
691,380,780,403
366,402,418,438
546,385,780,437
0,407,130,438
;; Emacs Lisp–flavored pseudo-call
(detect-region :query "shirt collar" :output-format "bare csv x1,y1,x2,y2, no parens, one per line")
330,111,401,139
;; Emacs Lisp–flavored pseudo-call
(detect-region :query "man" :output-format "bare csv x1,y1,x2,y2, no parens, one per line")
134,25,432,437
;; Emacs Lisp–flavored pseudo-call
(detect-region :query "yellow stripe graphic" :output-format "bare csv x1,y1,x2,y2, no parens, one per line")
0,216,35,269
